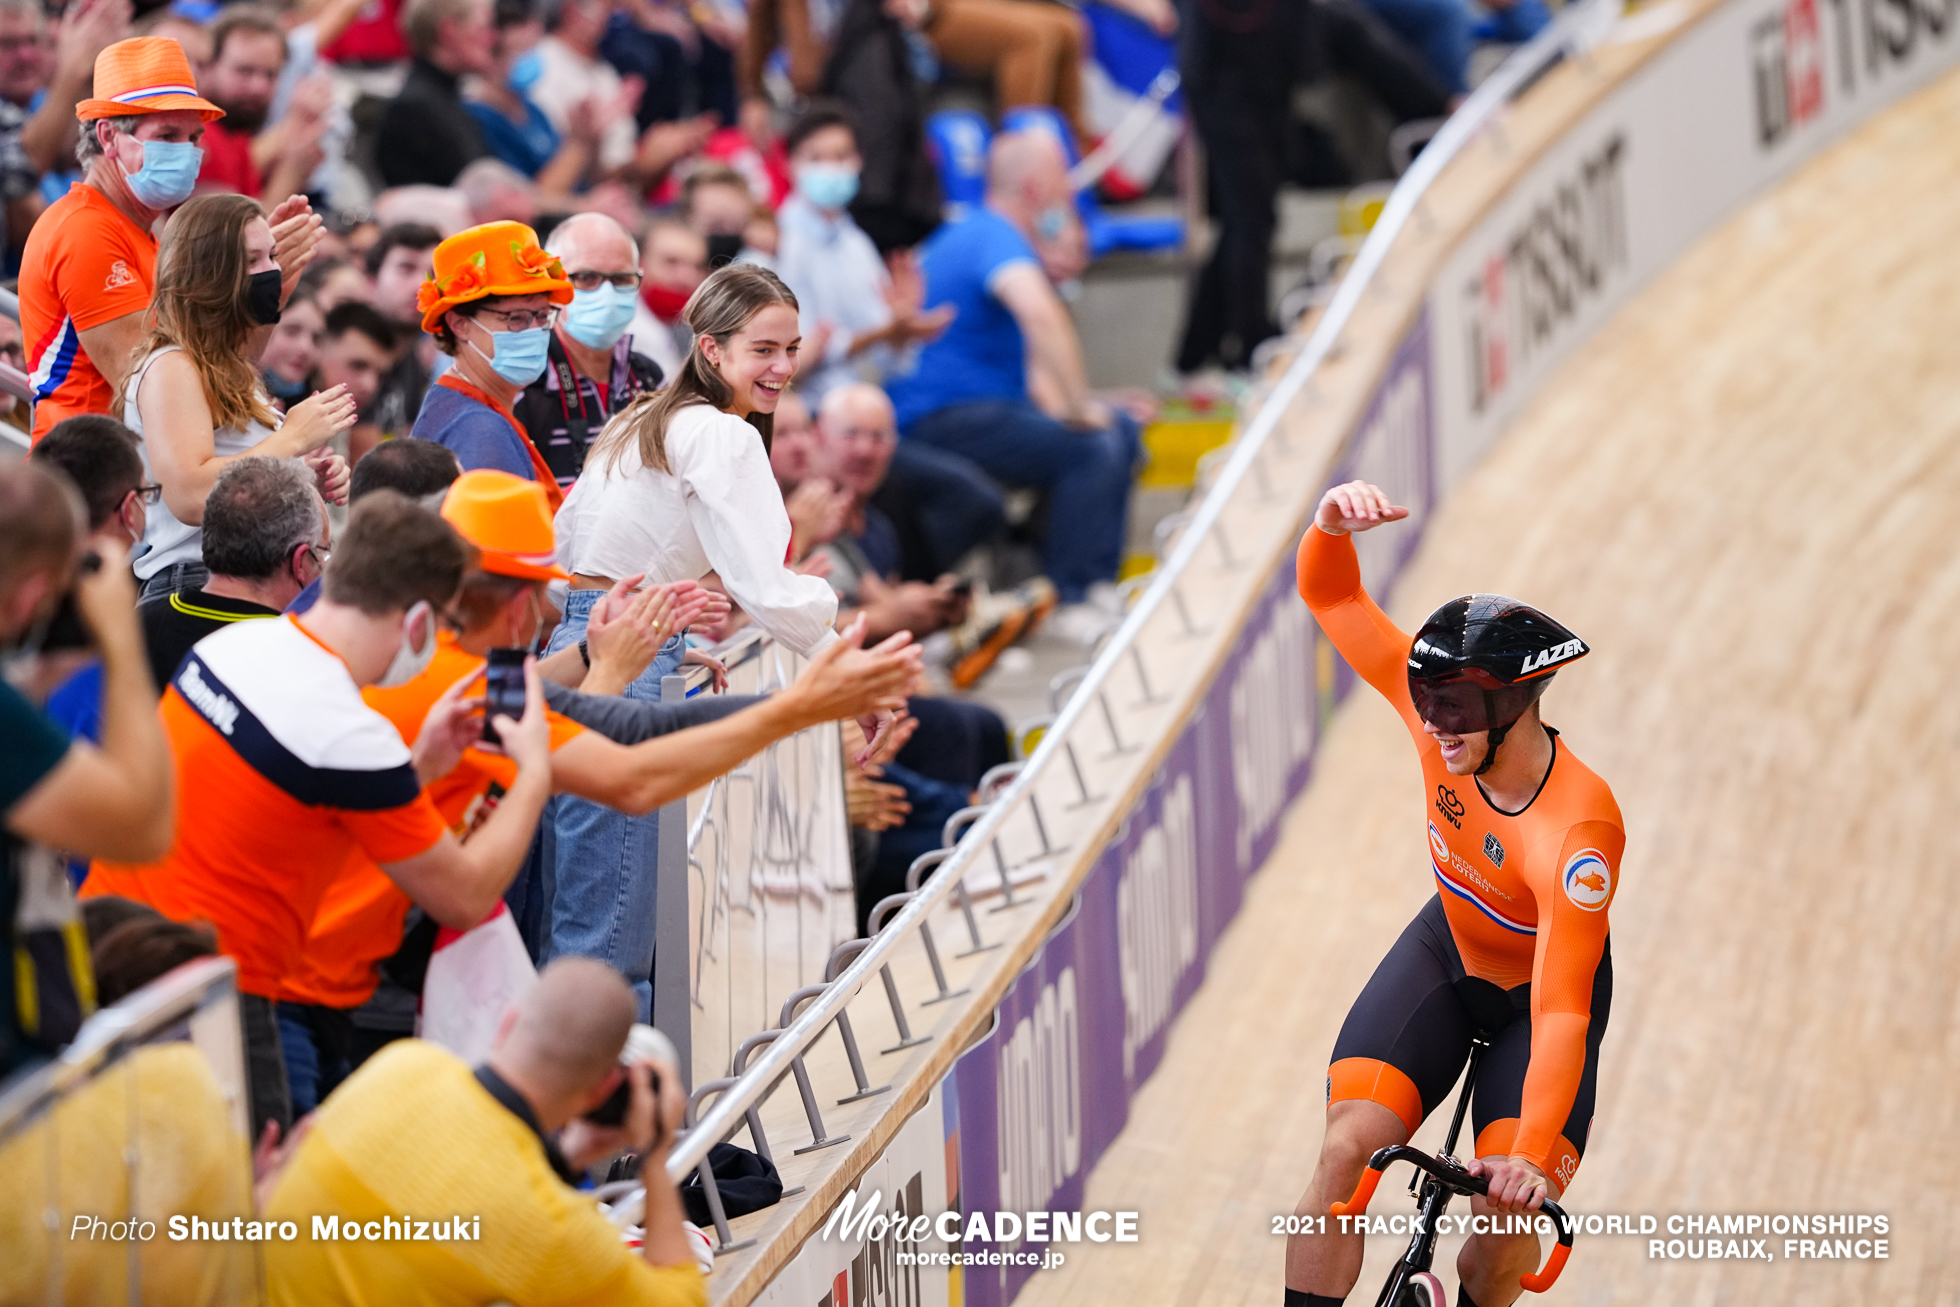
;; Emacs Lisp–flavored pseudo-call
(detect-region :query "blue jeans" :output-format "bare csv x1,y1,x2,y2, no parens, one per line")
1471,0,1549,45
874,439,1007,581
541,586,687,1020
904,400,1141,603
276,1005,351,1117
1361,0,1470,93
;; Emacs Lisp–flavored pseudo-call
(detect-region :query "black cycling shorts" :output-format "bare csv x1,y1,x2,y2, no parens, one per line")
1326,894,1611,1190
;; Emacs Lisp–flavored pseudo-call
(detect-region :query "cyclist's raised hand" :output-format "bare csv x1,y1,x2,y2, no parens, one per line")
1465,1155,1549,1215
1314,480,1409,536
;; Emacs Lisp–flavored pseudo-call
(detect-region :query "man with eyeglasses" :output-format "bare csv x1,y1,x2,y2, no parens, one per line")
136,456,331,688
509,213,666,491
408,221,578,504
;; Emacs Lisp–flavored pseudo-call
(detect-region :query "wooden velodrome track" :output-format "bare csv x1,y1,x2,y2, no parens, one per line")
1014,61,1960,1307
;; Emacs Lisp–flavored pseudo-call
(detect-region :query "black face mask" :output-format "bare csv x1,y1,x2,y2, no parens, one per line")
246,268,283,325
705,232,743,268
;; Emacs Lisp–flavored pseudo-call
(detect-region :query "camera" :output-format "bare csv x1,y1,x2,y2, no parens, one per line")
583,1024,679,1127
40,550,103,654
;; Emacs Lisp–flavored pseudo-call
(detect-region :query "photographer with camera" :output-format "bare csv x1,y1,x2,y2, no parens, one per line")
0,459,173,1076
264,957,703,1304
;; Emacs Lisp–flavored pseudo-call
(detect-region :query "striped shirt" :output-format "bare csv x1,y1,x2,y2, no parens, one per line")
82,616,448,998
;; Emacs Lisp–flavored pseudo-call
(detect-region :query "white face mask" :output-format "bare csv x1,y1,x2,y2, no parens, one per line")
375,600,438,688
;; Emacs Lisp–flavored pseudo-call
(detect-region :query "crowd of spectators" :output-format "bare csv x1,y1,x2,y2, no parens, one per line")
0,0,1528,1288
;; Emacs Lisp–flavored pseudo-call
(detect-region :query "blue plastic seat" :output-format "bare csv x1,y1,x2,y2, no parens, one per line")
925,109,993,221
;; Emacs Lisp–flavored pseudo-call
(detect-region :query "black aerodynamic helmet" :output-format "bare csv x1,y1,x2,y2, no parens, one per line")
1407,594,1588,747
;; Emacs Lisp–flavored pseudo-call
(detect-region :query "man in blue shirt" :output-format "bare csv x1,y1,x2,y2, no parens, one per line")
885,130,1140,635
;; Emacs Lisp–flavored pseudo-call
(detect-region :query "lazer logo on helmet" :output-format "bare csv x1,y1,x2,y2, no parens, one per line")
1520,638,1585,676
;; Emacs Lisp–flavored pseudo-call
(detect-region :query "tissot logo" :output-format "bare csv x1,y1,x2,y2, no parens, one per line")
1752,0,1825,146
1463,133,1628,416
1755,0,1960,151
1435,784,1465,829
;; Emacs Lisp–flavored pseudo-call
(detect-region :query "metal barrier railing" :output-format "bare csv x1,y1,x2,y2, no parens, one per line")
649,627,856,1098
0,957,257,1301
661,0,1626,1233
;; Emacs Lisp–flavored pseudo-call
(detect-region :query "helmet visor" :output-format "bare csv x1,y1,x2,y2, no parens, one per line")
1408,674,1546,735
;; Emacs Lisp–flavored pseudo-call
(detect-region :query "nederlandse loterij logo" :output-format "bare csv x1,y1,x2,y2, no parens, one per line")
1561,850,1612,911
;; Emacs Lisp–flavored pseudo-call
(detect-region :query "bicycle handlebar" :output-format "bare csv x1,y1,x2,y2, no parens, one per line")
1328,1144,1574,1294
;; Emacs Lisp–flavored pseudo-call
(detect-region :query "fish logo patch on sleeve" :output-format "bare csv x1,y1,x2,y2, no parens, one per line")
1561,850,1612,910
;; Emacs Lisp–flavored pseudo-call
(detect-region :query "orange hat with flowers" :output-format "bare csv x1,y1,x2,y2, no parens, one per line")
440,469,571,582
76,37,225,122
416,220,574,334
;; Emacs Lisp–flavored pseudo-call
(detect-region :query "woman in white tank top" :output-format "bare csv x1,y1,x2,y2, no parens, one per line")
123,194,357,595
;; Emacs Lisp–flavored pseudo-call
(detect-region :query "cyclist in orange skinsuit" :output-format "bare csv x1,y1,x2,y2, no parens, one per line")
1283,481,1623,1307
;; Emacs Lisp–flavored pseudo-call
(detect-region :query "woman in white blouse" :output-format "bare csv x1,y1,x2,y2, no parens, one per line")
548,263,897,1014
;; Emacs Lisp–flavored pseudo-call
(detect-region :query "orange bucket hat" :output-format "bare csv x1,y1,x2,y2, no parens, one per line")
440,469,571,582
416,220,574,334
76,37,224,122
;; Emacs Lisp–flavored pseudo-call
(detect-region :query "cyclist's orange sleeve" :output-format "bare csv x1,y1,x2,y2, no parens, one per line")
1296,526,1420,731
1513,818,1622,1170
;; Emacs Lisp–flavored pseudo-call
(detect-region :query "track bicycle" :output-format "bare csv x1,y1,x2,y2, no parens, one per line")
1329,1034,1575,1306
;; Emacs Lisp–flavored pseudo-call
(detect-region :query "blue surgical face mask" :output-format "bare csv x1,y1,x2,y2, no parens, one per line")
122,138,203,209
1035,203,1071,242
795,162,860,212
264,370,309,401
507,48,544,93
470,323,552,385
562,284,637,350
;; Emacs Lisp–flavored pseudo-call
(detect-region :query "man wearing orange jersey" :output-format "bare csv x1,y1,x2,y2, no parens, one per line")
1285,481,1622,1307
275,469,921,1110
82,491,556,1136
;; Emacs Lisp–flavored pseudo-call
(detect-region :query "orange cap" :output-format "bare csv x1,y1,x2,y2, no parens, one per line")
439,469,571,581
415,220,574,334
76,37,225,122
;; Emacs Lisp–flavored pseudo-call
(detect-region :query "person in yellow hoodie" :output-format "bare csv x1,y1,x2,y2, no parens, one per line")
264,955,704,1306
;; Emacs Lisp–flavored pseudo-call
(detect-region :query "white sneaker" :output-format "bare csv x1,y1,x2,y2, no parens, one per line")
1047,602,1120,648
1084,580,1126,617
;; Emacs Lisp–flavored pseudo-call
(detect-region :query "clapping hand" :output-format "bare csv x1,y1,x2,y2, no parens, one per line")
267,195,326,306
281,383,358,455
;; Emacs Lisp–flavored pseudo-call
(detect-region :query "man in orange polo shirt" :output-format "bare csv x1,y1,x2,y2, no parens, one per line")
275,469,923,1109
20,37,220,435
83,492,556,1136
21,36,325,438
